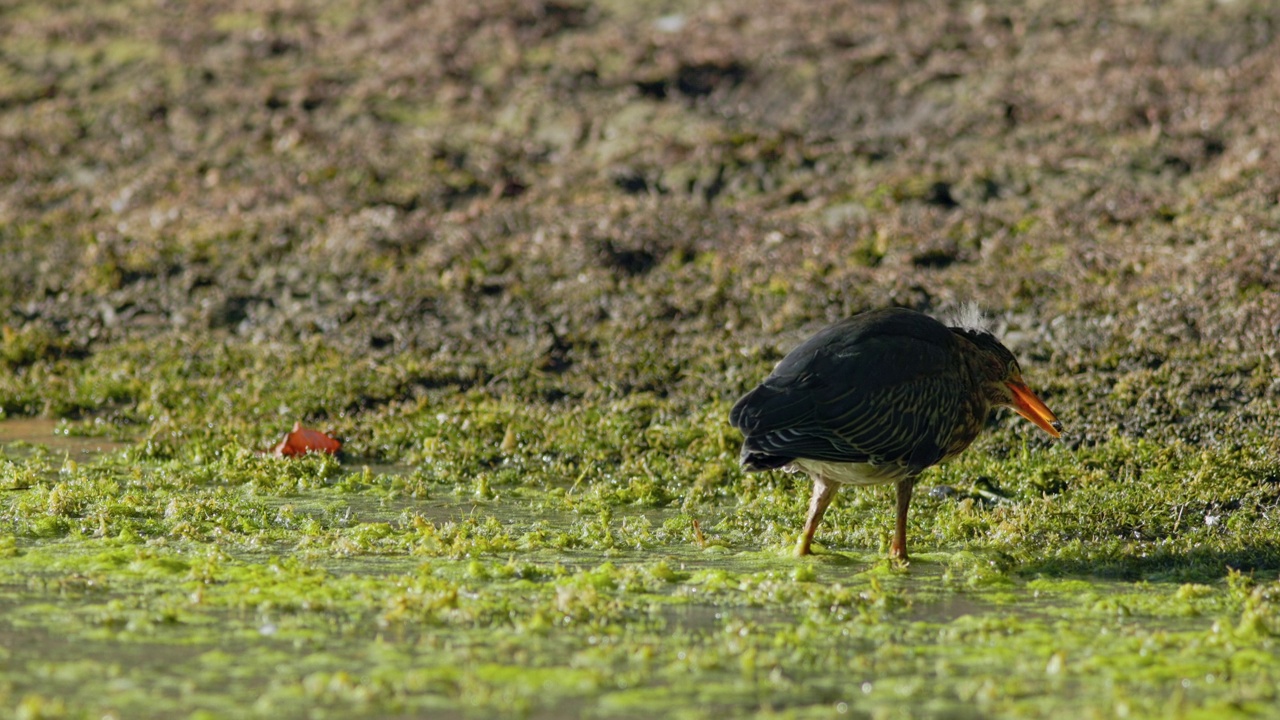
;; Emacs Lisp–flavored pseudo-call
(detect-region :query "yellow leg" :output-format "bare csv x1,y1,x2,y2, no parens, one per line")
796,477,838,556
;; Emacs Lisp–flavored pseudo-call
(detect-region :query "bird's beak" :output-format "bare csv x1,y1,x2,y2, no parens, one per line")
1006,381,1062,438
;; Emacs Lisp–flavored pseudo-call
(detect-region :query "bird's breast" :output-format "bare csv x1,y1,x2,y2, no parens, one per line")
792,458,909,486
940,395,990,461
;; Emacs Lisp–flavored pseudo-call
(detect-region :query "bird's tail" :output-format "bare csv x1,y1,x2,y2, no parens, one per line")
738,442,793,472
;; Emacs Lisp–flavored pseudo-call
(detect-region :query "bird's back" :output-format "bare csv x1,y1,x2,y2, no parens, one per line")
730,308,974,474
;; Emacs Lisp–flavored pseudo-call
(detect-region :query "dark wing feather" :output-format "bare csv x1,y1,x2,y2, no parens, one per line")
731,309,967,471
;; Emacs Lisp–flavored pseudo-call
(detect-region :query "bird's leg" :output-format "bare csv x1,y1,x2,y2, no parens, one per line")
890,478,916,561
796,477,838,556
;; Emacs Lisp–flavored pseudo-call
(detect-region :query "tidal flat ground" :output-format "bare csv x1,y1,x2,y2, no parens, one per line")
3,1,1280,718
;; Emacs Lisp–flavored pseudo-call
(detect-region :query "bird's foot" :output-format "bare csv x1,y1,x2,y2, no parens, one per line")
888,540,910,566
793,536,818,557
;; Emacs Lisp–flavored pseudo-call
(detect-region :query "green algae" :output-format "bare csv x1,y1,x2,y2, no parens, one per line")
5,0,1280,717
4,381,1280,719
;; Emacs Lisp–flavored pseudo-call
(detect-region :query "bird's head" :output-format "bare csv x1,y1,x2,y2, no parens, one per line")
955,328,1063,438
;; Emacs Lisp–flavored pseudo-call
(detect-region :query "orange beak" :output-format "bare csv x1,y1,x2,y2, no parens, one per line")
1006,381,1062,438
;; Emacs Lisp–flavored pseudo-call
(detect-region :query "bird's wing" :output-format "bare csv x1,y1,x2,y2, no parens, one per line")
731,330,965,469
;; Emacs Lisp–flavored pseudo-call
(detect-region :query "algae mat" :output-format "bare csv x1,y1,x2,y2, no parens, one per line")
3,391,1280,719
5,0,1280,717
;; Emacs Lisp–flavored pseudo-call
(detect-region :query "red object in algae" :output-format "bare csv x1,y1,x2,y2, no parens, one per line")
270,422,341,457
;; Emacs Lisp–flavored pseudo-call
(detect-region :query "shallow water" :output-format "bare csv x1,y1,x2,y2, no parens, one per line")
0,418,129,458
2,455,1277,719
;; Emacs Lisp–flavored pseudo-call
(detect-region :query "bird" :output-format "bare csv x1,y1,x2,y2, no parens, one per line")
729,306,1062,561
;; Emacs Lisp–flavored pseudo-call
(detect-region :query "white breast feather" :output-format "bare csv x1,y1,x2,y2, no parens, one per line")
792,458,903,486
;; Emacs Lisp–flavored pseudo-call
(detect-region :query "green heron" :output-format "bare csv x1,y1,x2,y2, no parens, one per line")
730,307,1061,560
